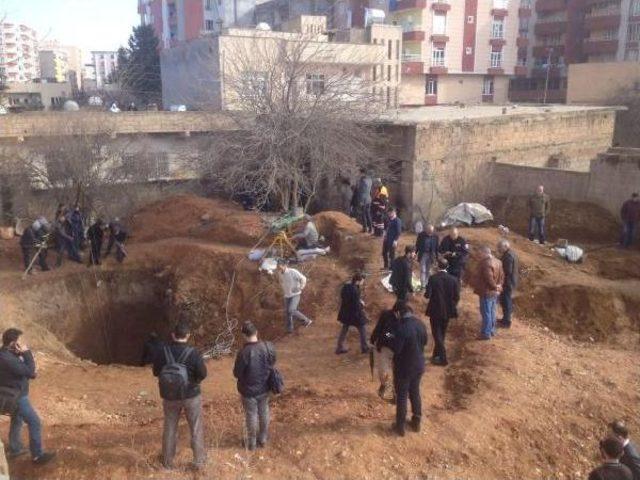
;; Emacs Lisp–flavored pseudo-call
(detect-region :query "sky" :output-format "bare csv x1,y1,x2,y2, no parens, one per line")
1,0,140,59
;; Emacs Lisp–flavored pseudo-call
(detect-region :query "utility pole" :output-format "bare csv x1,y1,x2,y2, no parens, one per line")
543,47,553,104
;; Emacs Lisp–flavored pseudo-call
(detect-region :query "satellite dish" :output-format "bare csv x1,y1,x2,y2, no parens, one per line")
63,100,80,111
256,22,272,31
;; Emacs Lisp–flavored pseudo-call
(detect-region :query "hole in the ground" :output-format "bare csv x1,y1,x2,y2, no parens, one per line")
58,270,175,366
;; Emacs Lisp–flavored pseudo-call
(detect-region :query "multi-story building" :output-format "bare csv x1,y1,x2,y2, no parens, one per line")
139,0,256,49
161,15,402,110
255,0,388,30
39,49,69,83
511,0,640,103
391,0,520,106
40,41,84,90
0,22,40,83
90,51,118,89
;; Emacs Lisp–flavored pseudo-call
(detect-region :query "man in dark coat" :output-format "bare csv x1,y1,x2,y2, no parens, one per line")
425,257,460,366
87,219,105,266
438,227,469,281
588,436,633,480
497,239,519,329
416,224,439,289
357,171,373,233
53,215,81,267
391,301,427,437
620,193,640,248
19,220,50,274
610,420,640,480
382,208,402,270
233,321,277,451
390,245,416,301
68,206,85,251
370,309,397,401
336,273,369,354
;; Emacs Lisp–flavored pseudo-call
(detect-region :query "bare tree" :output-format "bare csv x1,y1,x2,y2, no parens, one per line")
200,33,396,211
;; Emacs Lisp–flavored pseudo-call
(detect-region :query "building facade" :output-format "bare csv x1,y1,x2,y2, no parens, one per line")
161,16,402,110
39,49,69,83
0,22,40,83
1,81,72,111
40,41,84,91
139,0,256,49
511,0,640,103
391,0,520,106
90,51,118,89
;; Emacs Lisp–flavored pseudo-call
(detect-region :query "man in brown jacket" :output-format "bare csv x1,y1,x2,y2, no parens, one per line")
474,246,504,340
528,185,550,244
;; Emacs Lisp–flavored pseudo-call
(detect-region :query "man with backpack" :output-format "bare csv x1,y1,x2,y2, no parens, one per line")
370,307,398,402
233,321,277,451
152,322,207,470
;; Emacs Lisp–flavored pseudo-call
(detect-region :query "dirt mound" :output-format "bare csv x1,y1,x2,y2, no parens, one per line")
129,194,264,247
487,196,620,244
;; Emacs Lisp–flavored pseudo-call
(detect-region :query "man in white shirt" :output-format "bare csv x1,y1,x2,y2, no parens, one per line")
276,260,313,333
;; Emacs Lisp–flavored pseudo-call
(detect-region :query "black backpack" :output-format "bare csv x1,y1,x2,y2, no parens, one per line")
262,342,284,395
0,386,20,416
158,346,193,401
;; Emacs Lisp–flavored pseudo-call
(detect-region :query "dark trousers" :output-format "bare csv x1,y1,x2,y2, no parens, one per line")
394,289,409,301
22,247,49,273
394,372,423,431
56,239,81,267
336,323,368,353
89,240,102,265
429,316,449,362
621,221,637,248
499,286,513,326
528,216,546,244
360,203,372,232
382,242,396,269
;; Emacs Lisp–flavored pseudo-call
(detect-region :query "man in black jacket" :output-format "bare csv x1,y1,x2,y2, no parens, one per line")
589,436,633,480
438,227,469,281
390,246,416,301
391,301,427,436
233,321,276,451
87,219,105,266
370,309,397,401
0,328,55,465
497,240,519,329
610,420,640,480
153,322,207,469
425,257,460,366
336,273,369,355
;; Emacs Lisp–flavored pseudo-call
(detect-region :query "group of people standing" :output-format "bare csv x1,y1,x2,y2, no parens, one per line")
19,205,128,274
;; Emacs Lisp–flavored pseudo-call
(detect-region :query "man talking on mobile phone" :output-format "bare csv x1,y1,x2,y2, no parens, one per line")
0,328,56,465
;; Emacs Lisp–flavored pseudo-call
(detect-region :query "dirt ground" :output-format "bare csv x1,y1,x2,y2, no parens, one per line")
0,194,638,480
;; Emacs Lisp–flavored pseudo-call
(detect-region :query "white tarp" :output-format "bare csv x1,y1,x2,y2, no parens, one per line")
440,203,493,227
380,274,422,293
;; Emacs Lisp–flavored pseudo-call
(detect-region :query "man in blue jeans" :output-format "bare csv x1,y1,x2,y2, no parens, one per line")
0,328,55,465
473,246,504,340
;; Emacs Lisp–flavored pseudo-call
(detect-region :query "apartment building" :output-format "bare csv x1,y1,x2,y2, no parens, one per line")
39,50,69,83
161,15,402,110
511,0,640,103
391,0,520,106
0,22,39,83
40,42,84,90
139,0,256,49
90,51,118,89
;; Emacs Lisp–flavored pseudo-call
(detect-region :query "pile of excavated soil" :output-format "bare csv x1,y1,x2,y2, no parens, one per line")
487,196,620,244
129,194,264,247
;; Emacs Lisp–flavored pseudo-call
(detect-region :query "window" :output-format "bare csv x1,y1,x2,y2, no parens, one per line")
483,76,494,95
305,73,325,95
628,23,640,42
426,76,437,95
602,29,618,40
395,64,399,82
205,0,213,10
388,40,392,59
433,13,447,35
520,0,532,7
386,86,391,108
240,71,267,97
432,46,446,66
396,40,400,60
625,48,639,60
372,65,377,81
634,0,640,16
490,50,503,68
387,65,391,81
492,17,505,38
205,20,215,30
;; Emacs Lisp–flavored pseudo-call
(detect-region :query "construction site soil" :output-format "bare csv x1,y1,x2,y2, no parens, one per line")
0,194,638,480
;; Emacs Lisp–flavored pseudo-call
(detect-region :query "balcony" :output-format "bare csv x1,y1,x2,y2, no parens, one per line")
536,0,568,13
432,0,451,13
515,65,528,76
390,0,427,11
403,31,425,41
584,14,621,31
531,65,565,78
583,39,619,54
430,34,449,43
491,8,508,17
534,21,567,35
430,66,448,74
584,0,620,5
517,37,529,47
518,6,533,17
490,38,507,47
402,61,424,75
532,44,565,56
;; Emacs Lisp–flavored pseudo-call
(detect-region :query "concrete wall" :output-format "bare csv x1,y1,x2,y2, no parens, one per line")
438,75,509,105
567,62,640,104
587,150,640,215
405,108,616,222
